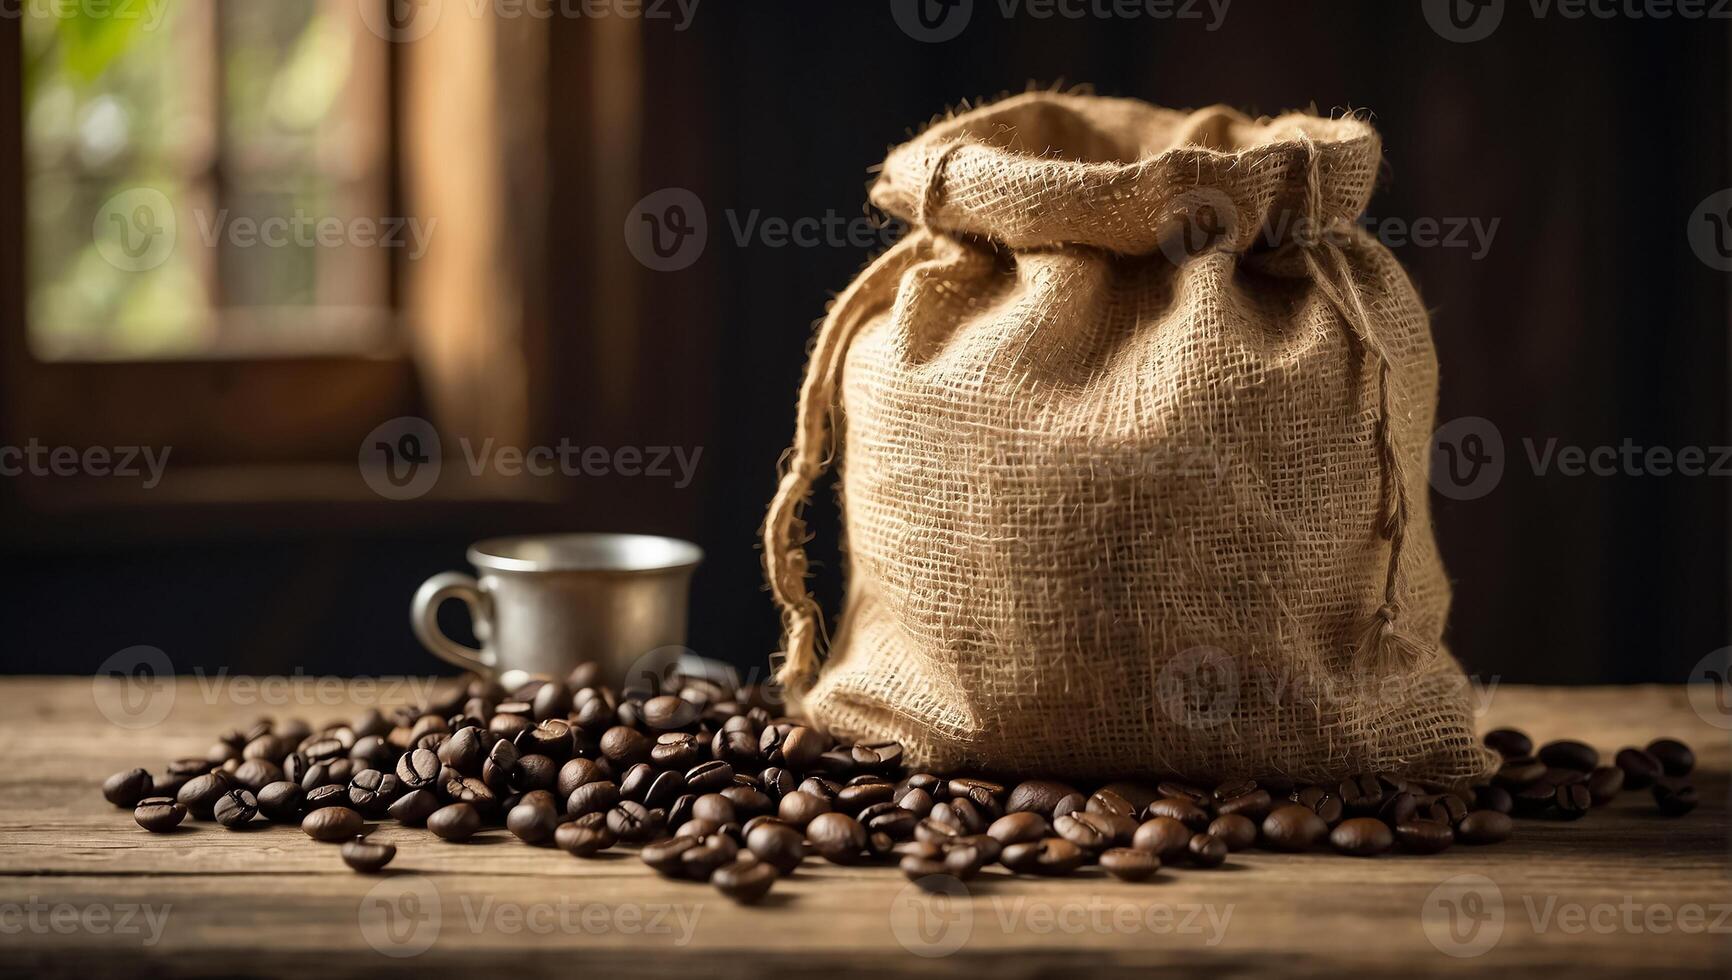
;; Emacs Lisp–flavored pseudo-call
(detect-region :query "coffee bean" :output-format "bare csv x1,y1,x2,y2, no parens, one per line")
341,836,396,873
1185,833,1228,867
556,757,606,797
1261,805,1328,851
777,790,831,829
387,788,442,826
897,787,936,818
1131,816,1191,860
1330,817,1393,856
861,802,918,839
914,816,962,846
252,780,304,822
1420,794,1469,827
1216,788,1273,822
348,769,401,816
427,802,481,841
807,812,866,864
1291,785,1345,826
1585,766,1624,806
1483,728,1533,758
1538,739,1599,772
1001,837,1086,875
1614,747,1663,790
713,858,777,903
1206,814,1257,851
643,695,696,731
1511,782,1558,815
1493,756,1547,789
600,726,652,766
1457,810,1513,844
438,727,485,774
1100,847,1159,881
745,821,805,873
1156,781,1211,806
302,806,364,842
606,801,663,843
680,834,741,881
103,769,154,808
177,771,232,820
641,836,699,877
233,759,283,791
567,780,621,817
685,761,735,794
776,726,826,771
836,781,895,814
1096,781,1160,812
555,820,616,856
691,793,736,825
987,811,1049,846
1653,782,1698,817
1145,797,1210,831
1053,812,1115,851
213,788,259,828
1394,819,1454,854
1645,738,1695,777
1472,785,1513,815
1337,774,1388,815
1007,780,1083,818
395,748,441,790
1552,783,1591,820
134,797,187,833
507,796,562,845
1086,789,1136,819
722,785,774,820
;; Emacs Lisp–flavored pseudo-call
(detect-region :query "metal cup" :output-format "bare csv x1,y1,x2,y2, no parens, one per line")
411,533,703,687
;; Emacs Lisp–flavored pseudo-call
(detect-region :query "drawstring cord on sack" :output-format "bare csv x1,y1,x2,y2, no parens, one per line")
763,141,965,695
1295,132,1434,676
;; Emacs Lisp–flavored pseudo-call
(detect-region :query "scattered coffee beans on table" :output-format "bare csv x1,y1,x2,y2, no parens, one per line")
99,666,1705,900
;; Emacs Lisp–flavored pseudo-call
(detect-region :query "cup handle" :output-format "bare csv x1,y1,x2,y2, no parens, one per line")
411,572,496,677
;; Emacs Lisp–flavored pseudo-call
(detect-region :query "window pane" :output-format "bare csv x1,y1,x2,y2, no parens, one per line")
25,0,392,361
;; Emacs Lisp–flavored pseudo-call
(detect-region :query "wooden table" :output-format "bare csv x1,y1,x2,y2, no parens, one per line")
1,678,1726,977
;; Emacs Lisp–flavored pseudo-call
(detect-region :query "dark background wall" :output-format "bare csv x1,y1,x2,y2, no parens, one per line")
3,1,1727,686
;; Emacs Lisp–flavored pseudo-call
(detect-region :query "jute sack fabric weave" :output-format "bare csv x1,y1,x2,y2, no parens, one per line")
763,93,1494,784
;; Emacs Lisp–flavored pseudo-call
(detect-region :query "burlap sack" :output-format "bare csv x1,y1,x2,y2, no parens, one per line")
763,92,1493,784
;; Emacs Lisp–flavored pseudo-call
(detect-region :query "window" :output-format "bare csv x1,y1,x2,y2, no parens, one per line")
24,0,392,360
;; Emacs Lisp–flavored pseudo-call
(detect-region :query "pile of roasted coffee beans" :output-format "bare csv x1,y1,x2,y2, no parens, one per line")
99,667,1702,902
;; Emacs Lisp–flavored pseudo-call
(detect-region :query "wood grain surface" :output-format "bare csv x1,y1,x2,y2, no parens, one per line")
0,678,1725,977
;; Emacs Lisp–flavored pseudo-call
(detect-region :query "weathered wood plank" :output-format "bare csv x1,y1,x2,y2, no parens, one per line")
0,678,1725,978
